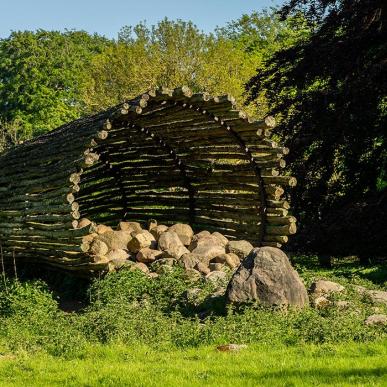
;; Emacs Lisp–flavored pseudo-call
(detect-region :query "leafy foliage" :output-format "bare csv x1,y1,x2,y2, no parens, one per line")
247,0,387,254
0,30,109,140
0,259,386,356
0,280,85,356
82,19,260,114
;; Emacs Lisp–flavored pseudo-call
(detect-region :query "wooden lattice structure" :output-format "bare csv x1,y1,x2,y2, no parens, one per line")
0,87,296,273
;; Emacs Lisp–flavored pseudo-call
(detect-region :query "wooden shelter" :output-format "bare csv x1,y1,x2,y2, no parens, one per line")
0,87,296,273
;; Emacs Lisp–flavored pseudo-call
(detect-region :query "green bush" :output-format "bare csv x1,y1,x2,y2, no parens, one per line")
0,280,86,357
0,258,386,358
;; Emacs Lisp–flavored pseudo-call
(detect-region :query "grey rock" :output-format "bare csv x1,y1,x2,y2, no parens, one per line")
226,247,308,308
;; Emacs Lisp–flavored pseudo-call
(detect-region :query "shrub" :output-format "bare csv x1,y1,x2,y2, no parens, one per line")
0,280,86,357
0,258,386,357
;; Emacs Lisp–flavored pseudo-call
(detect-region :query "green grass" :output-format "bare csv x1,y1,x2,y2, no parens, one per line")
0,255,386,386
0,341,387,386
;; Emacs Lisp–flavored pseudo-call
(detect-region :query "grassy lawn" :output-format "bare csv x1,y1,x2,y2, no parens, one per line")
0,255,386,386
0,341,387,386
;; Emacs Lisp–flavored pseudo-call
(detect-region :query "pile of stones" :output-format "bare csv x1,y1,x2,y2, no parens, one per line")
79,218,311,308
79,218,253,285
78,217,387,326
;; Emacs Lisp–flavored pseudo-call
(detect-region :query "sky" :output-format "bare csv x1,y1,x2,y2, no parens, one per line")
0,0,283,39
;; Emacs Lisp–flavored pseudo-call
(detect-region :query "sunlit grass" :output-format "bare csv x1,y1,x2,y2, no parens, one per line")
0,341,386,386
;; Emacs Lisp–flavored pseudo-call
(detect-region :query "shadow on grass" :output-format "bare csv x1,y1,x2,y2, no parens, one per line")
291,253,387,287
258,366,387,381
357,265,387,286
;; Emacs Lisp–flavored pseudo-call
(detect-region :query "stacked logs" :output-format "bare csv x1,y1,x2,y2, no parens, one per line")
0,86,297,275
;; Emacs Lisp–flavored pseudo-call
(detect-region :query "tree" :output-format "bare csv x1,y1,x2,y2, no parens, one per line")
217,9,310,116
217,8,308,60
0,30,109,140
82,19,260,113
247,0,387,256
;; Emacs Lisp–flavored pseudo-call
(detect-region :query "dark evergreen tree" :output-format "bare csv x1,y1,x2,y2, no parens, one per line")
248,0,387,256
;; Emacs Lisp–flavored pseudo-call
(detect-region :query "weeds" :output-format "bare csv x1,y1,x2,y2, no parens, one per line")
0,256,386,358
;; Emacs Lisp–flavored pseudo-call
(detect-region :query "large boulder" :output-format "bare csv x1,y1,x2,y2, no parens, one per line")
226,240,254,260
226,247,308,308
158,231,189,259
168,223,194,246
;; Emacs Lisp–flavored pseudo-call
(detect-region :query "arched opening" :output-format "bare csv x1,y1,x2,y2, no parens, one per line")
0,86,296,272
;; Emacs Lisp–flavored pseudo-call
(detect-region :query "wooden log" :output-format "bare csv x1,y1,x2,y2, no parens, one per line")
262,176,297,187
266,216,296,225
263,235,288,243
265,223,297,235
